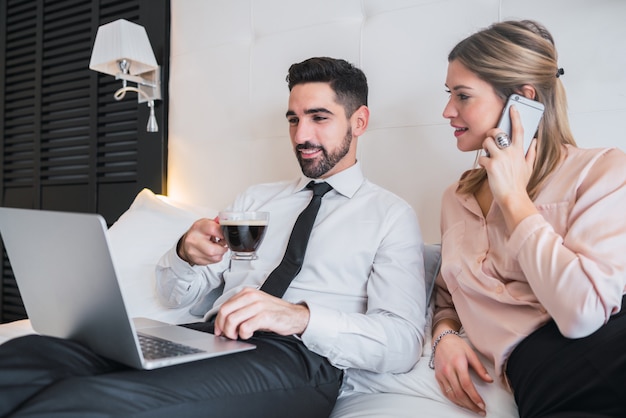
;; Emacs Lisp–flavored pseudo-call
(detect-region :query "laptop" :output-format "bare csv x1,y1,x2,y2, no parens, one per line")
0,207,255,369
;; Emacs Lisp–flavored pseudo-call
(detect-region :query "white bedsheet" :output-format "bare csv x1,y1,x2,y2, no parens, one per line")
331,306,518,417
0,319,33,345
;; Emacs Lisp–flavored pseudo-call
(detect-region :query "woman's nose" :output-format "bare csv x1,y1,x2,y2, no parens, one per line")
442,99,456,119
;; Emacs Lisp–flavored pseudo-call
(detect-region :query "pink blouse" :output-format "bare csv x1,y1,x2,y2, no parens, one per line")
433,145,626,387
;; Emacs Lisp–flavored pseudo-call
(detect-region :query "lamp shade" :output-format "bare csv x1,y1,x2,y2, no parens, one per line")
89,19,158,76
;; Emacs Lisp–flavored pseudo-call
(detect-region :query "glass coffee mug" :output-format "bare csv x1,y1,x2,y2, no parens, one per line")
218,211,269,260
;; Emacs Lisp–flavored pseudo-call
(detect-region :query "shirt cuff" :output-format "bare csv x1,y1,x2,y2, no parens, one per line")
164,244,201,277
300,302,339,354
506,213,547,256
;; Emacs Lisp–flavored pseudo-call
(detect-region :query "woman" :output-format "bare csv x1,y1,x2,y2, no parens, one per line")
431,20,626,417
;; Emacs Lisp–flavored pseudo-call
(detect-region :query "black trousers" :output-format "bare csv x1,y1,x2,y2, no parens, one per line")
506,295,626,418
0,322,342,418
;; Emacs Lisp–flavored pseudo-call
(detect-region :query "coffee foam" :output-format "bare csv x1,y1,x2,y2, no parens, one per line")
219,219,268,226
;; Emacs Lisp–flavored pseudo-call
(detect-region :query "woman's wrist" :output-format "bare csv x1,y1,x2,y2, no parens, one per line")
429,329,460,369
499,193,536,231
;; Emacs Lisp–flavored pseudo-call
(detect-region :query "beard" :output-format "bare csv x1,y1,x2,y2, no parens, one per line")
296,128,352,178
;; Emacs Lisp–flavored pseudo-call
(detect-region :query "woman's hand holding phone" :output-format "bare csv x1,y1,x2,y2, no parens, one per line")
496,94,544,155
481,105,539,232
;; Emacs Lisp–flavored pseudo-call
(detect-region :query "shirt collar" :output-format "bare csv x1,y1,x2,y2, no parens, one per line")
295,161,364,198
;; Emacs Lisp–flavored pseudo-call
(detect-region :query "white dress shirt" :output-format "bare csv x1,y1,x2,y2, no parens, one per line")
156,162,426,390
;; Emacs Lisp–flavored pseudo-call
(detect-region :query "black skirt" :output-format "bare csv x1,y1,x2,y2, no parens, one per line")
506,295,626,418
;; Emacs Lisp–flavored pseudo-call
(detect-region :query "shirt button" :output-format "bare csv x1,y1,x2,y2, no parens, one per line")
495,284,504,294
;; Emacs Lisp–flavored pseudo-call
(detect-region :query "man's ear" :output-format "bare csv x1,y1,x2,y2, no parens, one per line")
518,85,538,101
351,105,369,136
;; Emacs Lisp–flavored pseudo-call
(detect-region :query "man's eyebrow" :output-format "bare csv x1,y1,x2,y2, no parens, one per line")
305,107,333,115
285,108,334,118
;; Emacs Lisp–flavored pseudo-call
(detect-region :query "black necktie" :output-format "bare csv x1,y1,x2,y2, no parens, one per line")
260,181,333,298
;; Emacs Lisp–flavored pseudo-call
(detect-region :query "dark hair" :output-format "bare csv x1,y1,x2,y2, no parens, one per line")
286,57,368,117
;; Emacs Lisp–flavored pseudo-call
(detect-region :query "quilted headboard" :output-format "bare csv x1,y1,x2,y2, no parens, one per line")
167,0,626,243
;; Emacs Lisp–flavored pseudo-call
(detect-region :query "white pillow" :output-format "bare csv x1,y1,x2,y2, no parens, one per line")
107,188,217,324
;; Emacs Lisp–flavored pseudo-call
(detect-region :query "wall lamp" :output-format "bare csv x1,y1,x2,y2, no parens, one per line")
89,19,162,132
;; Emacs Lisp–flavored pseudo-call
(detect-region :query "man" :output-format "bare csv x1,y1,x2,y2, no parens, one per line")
0,57,425,417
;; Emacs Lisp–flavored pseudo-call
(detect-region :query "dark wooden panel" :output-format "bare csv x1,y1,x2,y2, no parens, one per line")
1,250,26,323
0,0,170,323
41,184,90,211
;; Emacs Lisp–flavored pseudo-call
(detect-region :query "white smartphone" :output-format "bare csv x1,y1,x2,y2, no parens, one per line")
496,94,545,154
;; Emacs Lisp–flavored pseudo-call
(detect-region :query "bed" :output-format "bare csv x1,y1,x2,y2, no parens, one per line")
0,189,518,417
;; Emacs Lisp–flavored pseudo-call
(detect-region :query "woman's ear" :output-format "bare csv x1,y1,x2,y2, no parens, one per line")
519,85,537,101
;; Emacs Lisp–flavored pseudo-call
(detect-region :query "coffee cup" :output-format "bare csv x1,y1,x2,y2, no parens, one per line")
218,211,269,260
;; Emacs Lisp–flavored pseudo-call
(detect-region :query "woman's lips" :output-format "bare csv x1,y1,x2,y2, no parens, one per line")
453,127,468,137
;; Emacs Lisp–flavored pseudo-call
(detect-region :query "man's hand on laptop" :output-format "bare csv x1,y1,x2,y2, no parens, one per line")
214,287,310,340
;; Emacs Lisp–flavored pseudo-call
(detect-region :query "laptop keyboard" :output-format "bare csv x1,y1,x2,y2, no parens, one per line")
138,333,205,360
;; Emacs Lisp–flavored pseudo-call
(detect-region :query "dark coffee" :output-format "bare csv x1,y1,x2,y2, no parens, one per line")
220,222,268,254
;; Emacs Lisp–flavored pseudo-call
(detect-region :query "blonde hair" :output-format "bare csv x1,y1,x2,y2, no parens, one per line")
450,20,576,198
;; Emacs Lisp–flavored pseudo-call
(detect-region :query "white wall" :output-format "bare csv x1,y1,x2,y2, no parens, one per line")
167,0,626,244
